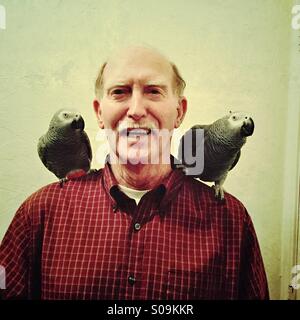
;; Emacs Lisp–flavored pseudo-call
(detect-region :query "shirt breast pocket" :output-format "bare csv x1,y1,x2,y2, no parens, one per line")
163,269,224,300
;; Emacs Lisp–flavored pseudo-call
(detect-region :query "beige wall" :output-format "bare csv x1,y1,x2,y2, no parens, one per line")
0,0,295,299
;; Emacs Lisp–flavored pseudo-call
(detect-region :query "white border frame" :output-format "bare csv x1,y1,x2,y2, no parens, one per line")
280,5,300,299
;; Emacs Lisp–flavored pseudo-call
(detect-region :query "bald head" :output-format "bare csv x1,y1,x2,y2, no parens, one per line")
95,46,185,98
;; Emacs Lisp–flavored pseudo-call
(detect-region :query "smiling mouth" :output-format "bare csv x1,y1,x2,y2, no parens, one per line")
121,128,152,136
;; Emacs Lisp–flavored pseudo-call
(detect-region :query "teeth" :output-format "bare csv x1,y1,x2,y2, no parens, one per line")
126,128,151,136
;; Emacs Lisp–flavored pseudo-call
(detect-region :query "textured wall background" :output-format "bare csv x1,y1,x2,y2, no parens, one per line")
0,0,295,299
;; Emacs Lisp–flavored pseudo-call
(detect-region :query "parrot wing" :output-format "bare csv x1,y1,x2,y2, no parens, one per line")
81,131,92,162
177,124,208,169
191,124,209,131
37,135,56,174
191,124,211,140
37,135,48,166
229,150,241,171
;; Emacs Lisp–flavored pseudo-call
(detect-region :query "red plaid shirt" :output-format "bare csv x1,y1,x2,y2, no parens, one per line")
0,162,269,300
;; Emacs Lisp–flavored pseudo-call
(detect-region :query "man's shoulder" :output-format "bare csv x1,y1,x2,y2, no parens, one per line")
23,169,104,208
181,175,249,221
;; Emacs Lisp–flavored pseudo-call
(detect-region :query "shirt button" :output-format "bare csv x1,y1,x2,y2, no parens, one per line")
134,223,141,231
128,275,136,285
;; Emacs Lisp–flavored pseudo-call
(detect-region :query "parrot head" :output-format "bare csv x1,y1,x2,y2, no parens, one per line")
227,111,254,137
50,109,85,132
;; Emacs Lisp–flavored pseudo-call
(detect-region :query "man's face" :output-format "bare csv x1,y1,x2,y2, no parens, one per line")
94,48,187,165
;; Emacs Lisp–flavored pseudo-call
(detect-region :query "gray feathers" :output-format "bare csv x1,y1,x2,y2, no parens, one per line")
38,109,92,180
178,111,254,200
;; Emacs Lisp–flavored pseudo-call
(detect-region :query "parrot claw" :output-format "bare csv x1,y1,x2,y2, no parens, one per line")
213,184,225,202
88,169,98,175
213,175,227,202
59,177,68,188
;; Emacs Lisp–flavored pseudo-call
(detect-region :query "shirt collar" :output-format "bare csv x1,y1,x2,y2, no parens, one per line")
102,155,186,214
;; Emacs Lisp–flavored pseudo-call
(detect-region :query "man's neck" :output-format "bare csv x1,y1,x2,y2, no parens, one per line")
110,162,172,190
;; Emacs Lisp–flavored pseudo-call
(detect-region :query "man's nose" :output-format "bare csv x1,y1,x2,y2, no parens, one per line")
127,91,147,121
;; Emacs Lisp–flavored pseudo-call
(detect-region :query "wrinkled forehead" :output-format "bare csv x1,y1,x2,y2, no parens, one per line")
102,48,174,87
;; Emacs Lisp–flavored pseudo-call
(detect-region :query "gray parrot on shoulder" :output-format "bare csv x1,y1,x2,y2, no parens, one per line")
38,109,93,186
178,111,255,201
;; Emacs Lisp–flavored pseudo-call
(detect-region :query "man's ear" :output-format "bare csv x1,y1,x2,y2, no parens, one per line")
93,99,104,129
175,97,187,128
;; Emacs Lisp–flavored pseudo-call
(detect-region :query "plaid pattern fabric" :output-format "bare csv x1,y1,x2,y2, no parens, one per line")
0,163,269,300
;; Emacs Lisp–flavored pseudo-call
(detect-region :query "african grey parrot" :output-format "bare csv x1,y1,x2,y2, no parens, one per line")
38,109,92,185
178,111,255,200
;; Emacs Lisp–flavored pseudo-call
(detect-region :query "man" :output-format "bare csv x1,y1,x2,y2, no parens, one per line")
0,46,269,299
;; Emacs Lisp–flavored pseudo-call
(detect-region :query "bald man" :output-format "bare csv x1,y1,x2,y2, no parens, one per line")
0,46,269,300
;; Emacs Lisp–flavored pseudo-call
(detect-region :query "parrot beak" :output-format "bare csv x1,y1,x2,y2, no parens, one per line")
241,118,254,137
71,117,85,131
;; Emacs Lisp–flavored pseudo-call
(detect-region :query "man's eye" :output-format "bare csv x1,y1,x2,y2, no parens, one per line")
112,89,125,95
146,88,161,95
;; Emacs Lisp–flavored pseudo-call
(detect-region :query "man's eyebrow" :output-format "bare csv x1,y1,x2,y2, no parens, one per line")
106,83,129,92
144,83,168,90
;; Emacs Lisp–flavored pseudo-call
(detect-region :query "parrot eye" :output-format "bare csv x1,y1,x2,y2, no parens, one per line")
63,113,68,118
232,116,236,120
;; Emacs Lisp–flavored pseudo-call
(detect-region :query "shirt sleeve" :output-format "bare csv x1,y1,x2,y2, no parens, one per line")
238,212,269,300
0,203,31,299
